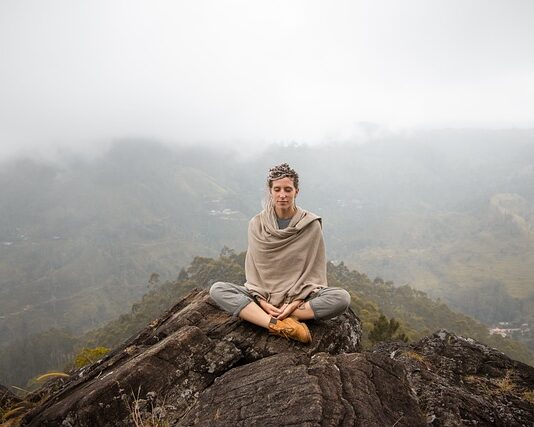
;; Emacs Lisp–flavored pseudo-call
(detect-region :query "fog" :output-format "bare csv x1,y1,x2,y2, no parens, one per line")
1,0,533,160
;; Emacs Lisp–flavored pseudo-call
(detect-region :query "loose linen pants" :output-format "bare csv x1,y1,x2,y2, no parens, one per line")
210,281,351,320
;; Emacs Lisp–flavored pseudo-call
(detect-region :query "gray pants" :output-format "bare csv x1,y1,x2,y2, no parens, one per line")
209,282,351,320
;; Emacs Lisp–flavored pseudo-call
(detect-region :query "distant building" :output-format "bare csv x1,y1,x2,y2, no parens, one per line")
489,328,508,337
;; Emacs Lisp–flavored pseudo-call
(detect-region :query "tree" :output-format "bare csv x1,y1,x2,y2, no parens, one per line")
74,347,110,368
369,314,409,344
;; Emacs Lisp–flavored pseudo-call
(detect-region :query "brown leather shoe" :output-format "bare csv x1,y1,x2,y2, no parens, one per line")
268,316,312,344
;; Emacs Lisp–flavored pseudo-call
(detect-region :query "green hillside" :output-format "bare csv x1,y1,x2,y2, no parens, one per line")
333,193,534,346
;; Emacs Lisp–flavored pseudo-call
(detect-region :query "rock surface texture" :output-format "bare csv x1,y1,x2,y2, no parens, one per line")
0,384,21,410
12,289,533,426
373,330,534,426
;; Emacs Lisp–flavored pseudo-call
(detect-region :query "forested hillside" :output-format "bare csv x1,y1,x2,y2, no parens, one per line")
0,142,251,347
1,250,531,387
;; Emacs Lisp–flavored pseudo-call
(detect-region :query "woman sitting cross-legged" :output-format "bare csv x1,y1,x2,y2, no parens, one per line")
210,163,351,343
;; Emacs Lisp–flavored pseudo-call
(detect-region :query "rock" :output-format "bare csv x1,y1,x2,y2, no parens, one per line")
19,291,534,426
1,384,28,425
179,352,426,426
373,329,534,426
0,383,21,410
21,289,362,426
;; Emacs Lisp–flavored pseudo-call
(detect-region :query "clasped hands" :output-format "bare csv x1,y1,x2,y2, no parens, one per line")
258,298,304,320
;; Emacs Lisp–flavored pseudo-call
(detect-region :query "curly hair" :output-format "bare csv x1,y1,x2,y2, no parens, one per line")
267,163,299,189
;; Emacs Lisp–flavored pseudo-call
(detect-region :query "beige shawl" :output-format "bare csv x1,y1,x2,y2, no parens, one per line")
244,202,328,306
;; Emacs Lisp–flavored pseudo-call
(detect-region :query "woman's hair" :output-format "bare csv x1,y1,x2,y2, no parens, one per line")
262,163,299,209
267,163,299,189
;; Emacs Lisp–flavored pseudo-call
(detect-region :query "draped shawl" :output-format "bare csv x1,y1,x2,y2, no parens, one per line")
244,202,328,306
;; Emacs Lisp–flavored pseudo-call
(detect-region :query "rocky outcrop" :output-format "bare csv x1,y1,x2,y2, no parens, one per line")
12,290,534,426
179,352,425,426
20,289,366,426
373,330,534,426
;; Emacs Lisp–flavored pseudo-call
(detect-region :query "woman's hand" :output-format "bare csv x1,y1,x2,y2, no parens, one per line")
258,299,283,317
275,300,304,320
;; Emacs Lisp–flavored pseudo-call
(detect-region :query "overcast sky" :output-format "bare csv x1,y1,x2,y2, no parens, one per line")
1,0,533,160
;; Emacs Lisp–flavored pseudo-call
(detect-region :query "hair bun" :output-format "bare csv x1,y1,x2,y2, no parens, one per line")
267,163,299,188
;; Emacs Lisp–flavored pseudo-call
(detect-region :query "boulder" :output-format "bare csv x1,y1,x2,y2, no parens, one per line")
179,352,425,426
373,329,534,426
21,289,363,426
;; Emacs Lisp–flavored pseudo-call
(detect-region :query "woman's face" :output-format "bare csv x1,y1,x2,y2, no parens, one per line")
270,177,299,210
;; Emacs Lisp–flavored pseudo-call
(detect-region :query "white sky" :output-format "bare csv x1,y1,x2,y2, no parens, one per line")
0,0,533,159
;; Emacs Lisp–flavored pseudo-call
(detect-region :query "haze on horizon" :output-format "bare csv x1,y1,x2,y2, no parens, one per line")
1,0,533,161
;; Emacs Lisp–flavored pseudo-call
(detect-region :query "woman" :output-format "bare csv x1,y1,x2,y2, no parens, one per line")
210,163,351,343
